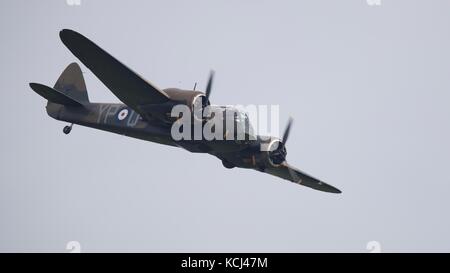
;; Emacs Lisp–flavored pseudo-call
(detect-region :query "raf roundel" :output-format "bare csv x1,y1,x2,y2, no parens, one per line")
117,109,129,121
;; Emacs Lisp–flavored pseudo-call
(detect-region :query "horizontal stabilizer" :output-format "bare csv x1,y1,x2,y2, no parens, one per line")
29,83,84,106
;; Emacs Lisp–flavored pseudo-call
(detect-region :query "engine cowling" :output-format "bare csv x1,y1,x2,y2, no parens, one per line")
246,138,287,169
265,138,287,167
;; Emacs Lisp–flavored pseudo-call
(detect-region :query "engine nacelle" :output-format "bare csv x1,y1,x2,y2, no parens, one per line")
264,138,286,167
164,88,209,113
140,88,210,123
244,138,286,169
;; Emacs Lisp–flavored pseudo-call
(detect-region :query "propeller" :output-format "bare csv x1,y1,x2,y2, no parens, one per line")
204,70,214,104
268,118,293,165
281,117,293,146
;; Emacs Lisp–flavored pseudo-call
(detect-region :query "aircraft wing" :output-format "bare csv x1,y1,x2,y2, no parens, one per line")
59,29,170,118
265,162,341,193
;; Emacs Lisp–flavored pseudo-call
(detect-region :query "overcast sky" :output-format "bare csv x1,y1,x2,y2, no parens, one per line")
1,0,450,252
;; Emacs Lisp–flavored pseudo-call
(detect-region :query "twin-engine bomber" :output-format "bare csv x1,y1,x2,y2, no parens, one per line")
29,29,341,194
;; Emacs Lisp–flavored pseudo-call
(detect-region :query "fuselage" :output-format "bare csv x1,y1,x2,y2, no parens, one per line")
46,101,274,170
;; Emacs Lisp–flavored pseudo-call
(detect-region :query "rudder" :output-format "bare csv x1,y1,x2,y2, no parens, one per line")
53,62,89,103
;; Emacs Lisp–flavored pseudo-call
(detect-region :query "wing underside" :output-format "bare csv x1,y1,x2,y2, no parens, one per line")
59,29,169,118
265,162,341,193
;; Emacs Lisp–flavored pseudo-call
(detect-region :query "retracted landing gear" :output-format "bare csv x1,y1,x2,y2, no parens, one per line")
222,160,235,169
63,124,73,135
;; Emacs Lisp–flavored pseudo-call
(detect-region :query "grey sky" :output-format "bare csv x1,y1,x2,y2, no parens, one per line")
1,0,450,252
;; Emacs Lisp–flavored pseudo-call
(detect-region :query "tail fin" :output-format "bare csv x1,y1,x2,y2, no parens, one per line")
53,62,89,103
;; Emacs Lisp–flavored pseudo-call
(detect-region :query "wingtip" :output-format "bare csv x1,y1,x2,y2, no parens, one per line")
59,29,70,45
324,183,342,194
59,29,82,44
29,82,42,91
60,28,74,35
313,180,342,194
59,29,70,38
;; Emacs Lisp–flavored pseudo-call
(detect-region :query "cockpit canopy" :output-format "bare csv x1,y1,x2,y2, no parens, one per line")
208,105,256,140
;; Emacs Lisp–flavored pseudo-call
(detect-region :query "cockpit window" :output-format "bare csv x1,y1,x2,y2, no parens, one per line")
206,106,256,140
